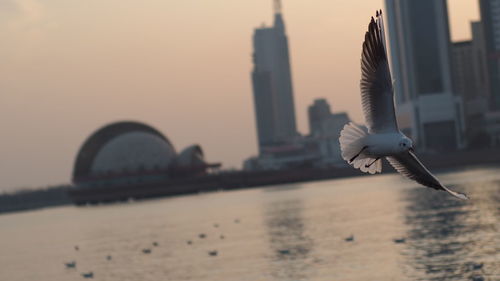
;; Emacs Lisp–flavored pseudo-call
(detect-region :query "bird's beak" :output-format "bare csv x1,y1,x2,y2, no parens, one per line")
409,147,414,153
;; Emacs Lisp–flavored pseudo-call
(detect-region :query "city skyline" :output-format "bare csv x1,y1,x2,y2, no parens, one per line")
0,0,479,190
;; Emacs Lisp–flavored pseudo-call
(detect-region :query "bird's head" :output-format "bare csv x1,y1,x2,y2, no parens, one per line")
398,137,413,153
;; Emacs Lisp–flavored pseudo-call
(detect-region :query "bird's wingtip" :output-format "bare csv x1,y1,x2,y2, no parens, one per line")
442,185,469,200
457,192,469,200
455,193,469,200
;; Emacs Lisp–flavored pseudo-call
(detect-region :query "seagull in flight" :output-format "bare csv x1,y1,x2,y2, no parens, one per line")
339,10,468,200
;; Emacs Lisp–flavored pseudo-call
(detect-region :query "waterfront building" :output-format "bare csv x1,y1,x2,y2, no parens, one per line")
72,121,219,187
479,0,500,110
385,0,465,152
308,99,350,165
308,99,333,137
451,21,491,146
244,99,351,171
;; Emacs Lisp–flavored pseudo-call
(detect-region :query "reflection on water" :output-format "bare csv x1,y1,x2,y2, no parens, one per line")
403,180,500,280
264,198,314,281
1,168,500,281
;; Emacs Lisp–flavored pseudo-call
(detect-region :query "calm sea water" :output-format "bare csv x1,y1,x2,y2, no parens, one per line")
1,167,499,281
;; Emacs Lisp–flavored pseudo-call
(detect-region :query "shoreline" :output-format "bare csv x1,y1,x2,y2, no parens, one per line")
2,148,500,214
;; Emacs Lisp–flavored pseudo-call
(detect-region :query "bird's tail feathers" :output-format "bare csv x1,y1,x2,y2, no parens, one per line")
340,122,367,161
339,122,382,174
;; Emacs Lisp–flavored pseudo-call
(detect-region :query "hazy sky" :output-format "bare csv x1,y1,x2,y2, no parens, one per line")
0,0,479,190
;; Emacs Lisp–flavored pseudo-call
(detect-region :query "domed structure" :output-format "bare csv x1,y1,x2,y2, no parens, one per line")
73,121,176,184
70,121,222,204
90,131,175,174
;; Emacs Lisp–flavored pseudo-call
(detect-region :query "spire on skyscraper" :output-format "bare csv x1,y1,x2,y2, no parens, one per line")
273,0,285,32
274,0,282,15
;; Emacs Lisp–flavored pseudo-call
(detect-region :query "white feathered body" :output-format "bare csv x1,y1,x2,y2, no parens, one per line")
362,133,405,157
339,122,412,174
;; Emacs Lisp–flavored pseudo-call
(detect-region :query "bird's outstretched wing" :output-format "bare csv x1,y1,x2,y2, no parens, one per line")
361,10,398,133
386,151,468,200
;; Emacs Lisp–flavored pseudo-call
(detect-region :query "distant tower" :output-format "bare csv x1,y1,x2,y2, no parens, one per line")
251,0,298,154
308,99,332,136
385,0,465,151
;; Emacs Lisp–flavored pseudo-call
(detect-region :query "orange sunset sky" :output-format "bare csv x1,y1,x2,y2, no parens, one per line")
0,0,479,190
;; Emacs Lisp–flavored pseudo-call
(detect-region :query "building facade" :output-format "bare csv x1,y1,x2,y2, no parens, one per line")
244,98,350,171
251,2,298,153
385,0,465,152
308,99,333,137
307,99,350,165
451,21,492,146
479,0,500,110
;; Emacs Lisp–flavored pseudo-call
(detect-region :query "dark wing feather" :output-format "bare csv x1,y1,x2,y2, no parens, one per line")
386,151,468,200
360,11,398,133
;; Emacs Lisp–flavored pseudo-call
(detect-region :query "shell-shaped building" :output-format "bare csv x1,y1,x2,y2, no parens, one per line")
176,145,205,168
73,121,213,187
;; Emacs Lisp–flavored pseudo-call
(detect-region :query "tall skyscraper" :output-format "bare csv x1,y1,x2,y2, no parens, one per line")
451,21,490,143
479,0,500,110
385,0,465,151
251,0,298,153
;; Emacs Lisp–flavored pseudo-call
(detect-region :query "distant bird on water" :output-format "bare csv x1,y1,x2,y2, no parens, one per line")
339,10,468,200
81,272,94,279
393,238,406,244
